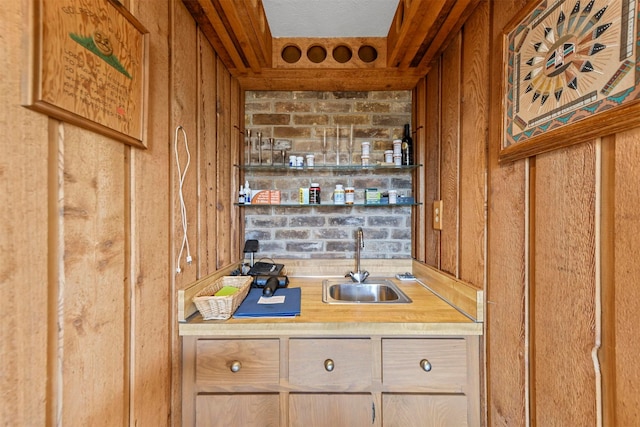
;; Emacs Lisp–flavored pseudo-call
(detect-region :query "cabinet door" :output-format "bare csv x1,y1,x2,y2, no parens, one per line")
196,394,279,427
383,394,467,427
289,394,376,427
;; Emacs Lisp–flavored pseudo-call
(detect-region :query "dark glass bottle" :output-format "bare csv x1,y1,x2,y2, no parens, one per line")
401,123,413,165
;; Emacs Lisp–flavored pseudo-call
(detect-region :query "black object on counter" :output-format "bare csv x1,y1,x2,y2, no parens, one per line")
253,275,289,288
262,276,279,297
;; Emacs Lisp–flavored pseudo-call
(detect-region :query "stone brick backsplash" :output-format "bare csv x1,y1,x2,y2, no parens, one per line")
243,91,413,260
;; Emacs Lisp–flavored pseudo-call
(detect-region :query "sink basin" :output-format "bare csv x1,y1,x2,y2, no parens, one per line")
322,279,412,304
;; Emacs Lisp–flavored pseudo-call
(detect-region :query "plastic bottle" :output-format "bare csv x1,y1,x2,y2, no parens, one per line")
244,180,251,204
345,186,355,204
238,185,245,205
310,183,321,204
401,123,413,165
334,184,345,205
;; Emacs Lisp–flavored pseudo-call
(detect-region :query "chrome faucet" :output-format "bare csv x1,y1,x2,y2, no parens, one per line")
346,227,369,283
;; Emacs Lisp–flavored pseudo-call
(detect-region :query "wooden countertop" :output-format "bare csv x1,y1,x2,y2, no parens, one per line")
179,277,482,337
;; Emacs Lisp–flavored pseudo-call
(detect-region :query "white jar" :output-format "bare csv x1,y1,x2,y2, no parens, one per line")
393,154,402,166
393,139,402,155
333,184,345,205
361,141,370,156
361,155,370,166
306,154,315,167
384,150,394,163
388,189,397,204
296,156,304,169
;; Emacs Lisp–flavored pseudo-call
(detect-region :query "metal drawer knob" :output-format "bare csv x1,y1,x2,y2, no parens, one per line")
420,359,432,372
324,359,335,372
230,361,242,372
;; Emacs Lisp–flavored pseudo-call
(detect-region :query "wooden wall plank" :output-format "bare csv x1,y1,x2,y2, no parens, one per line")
486,1,529,425
1,4,50,426
216,58,232,268
532,142,597,425
440,32,462,277
425,60,442,268
459,2,489,288
173,0,199,286
129,1,172,425
611,129,640,426
413,77,427,262
230,78,242,260
199,31,219,275
61,126,127,425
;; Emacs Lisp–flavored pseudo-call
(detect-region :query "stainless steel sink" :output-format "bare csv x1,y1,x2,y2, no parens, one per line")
322,279,412,304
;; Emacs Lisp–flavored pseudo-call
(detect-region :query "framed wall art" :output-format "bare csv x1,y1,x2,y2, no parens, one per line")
500,0,640,162
24,0,149,148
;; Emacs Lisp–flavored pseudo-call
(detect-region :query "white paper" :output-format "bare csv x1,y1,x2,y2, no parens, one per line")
258,296,286,304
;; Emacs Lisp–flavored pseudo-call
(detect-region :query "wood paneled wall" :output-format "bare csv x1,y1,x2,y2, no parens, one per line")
485,1,640,426
417,0,640,425
1,1,242,425
413,2,488,286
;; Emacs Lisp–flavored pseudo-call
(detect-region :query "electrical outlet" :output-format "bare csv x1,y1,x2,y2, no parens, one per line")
433,200,443,230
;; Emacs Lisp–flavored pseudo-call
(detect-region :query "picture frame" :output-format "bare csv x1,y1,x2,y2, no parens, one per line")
500,0,640,162
24,0,149,149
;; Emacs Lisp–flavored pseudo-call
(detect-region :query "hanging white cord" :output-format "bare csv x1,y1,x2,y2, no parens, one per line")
174,125,192,273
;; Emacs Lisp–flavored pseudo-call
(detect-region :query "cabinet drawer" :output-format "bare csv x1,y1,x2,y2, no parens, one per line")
289,338,372,389
196,339,279,388
382,338,467,391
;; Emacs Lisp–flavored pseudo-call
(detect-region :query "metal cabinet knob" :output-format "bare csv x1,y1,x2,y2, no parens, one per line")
324,359,335,372
230,360,242,372
420,359,432,372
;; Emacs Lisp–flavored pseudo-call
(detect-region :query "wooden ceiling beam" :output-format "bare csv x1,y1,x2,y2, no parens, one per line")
387,0,453,69
182,0,248,72
239,0,272,67
184,0,483,88
215,0,272,71
236,68,424,91
415,0,480,74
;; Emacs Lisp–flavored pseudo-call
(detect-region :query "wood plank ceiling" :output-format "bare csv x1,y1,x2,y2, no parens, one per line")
182,0,480,90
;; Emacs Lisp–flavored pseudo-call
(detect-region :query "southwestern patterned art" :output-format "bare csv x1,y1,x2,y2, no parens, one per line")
502,0,640,156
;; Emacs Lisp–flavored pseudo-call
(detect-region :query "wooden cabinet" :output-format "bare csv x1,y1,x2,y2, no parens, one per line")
183,336,479,426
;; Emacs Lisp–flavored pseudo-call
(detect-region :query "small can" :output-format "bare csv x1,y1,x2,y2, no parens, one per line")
296,156,304,169
345,186,355,204
393,154,402,166
299,188,309,204
384,150,394,163
393,139,402,155
361,155,370,166
306,154,315,167
361,141,370,156
310,183,321,204
388,189,397,204
333,184,345,205
289,155,297,168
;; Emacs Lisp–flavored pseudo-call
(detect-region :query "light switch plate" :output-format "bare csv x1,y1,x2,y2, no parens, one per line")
433,200,443,230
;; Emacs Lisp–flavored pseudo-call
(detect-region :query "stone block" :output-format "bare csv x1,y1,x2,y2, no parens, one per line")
253,114,290,125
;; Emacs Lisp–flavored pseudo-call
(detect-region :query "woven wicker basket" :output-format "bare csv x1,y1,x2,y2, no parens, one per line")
193,276,252,320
